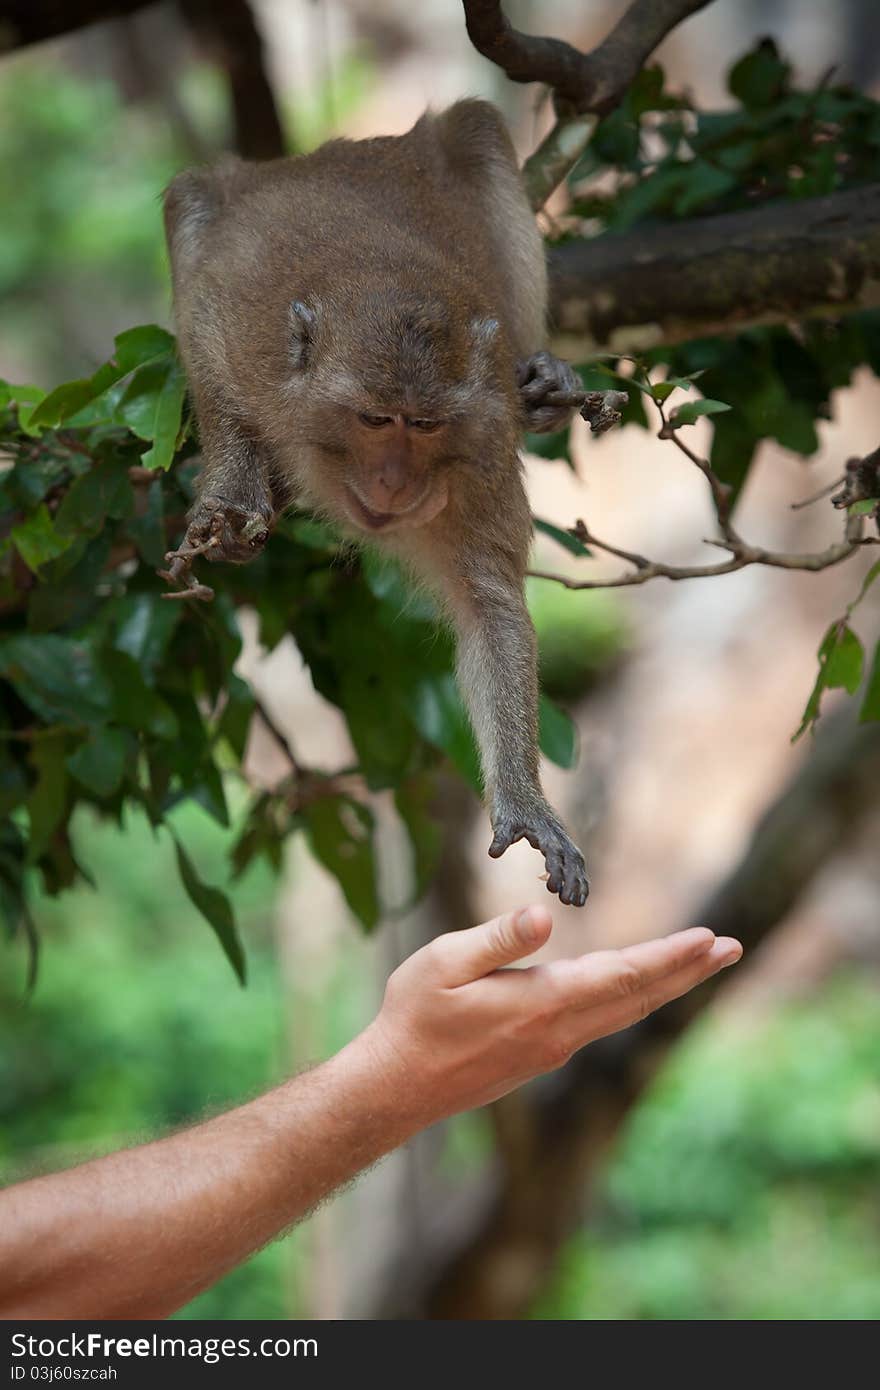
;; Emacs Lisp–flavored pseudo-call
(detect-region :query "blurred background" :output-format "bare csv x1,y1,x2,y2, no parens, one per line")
2,0,880,1320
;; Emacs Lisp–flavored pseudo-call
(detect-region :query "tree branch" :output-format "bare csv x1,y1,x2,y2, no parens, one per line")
548,183,880,354
0,0,150,50
0,0,286,161
462,0,713,114
461,0,716,207
178,0,285,160
530,405,880,593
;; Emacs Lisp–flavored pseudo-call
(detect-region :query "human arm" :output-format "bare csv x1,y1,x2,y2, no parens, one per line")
0,907,741,1319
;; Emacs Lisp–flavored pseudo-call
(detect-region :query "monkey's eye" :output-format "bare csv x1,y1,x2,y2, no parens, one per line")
358,412,394,429
408,418,442,433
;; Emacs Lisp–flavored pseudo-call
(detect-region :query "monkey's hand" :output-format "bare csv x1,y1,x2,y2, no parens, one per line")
489,804,589,907
184,493,274,566
517,352,583,435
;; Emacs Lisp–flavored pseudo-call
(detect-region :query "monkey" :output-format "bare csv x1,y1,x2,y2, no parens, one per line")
163,99,589,907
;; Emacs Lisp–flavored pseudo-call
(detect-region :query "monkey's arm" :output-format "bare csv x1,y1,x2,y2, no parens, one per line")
444,533,589,907
177,399,276,567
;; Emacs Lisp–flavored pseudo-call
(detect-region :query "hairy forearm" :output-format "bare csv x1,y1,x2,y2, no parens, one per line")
0,1033,410,1320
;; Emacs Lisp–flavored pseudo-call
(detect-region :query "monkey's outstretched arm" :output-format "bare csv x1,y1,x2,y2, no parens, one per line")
444,541,589,907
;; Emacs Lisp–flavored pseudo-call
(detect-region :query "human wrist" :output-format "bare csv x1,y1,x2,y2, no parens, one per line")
340,1018,437,1141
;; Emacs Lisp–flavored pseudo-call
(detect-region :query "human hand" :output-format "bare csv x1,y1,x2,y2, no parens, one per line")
362,907,742,1128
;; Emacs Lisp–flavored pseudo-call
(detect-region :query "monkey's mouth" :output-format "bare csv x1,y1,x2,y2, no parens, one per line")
346,491,398,531
345,482,448,533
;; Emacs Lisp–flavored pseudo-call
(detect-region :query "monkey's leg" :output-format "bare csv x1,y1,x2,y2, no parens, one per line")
454,574,589,907
517,351,582,434
184,417,275,565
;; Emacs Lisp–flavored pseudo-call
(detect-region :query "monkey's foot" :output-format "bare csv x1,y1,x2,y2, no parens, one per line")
517,351,583,435
183,494,274,566
489,808,589,907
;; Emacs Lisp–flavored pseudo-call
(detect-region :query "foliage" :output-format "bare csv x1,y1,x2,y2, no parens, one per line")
536,976,880,1320
0,332,600,980
559,38,880,492
545,40,880,735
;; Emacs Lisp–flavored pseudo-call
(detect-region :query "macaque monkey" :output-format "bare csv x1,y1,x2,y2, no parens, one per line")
163,99,588,906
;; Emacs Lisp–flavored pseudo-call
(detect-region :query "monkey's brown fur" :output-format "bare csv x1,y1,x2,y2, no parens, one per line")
164,99,588,905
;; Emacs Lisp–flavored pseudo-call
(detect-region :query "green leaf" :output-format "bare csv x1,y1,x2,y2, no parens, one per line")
650,381,678,402
794,622,865,741
669,399,732,426
860,641,880,723
232,794,286,879
11,504,76,573
0,758,30,818
11,385,48,434
127,481,167,565
728,38,790,109
538,695,578,769
23,326,176,433
305,794,380,932
395,776,442,902
708,410,757,498
55,460,134,537
117,360,187,470
849,560,880,613
173,836,246,984
111,594,181,680
0,635,112,726
26,363,124,432
217,673,255,761
406,672,482,792
672,161,737,216
101,649,179,740
114,324,176,371
66,728,128,797
26,738,68,863
533,517,592,558
186,759,230,828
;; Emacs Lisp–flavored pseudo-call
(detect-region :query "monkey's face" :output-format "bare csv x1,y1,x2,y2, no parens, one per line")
309,408,452,535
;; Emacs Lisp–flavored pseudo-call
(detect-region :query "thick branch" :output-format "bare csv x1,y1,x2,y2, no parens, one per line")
0,0,153,50
178,0,285,160
0,0,286,161
548,183,880,354
462,0,713,114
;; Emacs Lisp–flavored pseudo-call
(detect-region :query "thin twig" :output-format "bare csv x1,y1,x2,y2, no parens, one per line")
656,399,738,542
531,406,878,591
791,475,846,510
529,522,874,591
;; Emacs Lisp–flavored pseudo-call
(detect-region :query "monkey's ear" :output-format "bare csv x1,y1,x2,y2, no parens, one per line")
289,300,319,370
163,157,243,272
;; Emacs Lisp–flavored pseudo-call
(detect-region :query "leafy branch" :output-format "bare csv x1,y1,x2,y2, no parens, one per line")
528,369,880,733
